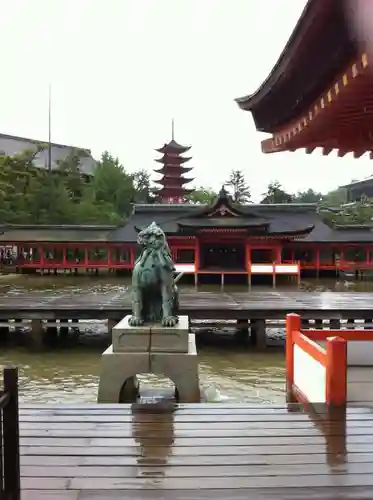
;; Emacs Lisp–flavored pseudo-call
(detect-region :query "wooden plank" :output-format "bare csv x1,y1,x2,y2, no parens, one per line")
16,434,373,446
18,402,373,409
20,403,309,410
17,420,373,430
20,487,373,500
14,426,357,437
21,461,373,478
19,463,373,478
18,405,373,414
20,408,310,416
18,443,373,455
2,291,373,320
22,493,79,500
16,413,373,422
18,451,373,467
18,473,373,489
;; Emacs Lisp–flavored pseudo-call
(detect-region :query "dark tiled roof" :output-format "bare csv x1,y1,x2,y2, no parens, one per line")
0,225,115,243
1,205,373,245
178,217,270,229
109,202,329,242
155,155,192,164
109,206,196,242
339,177,373,189
155,140,191,154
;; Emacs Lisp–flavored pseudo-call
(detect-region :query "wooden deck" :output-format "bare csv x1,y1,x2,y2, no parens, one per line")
19,403,373,499
1,290,373,320
348,368,373,404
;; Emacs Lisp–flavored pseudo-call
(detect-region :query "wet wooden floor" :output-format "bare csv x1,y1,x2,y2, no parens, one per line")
1,290,373,319
19,402,373,499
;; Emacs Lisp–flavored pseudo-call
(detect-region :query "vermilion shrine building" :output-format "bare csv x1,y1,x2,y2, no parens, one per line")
2,0,373,282
1,185,373,283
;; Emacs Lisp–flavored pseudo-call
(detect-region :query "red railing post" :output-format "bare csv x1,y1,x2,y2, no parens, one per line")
285,313,301,399
326,337,347,407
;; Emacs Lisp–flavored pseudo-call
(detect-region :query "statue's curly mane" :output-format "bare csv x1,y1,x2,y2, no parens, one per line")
135,222,175,275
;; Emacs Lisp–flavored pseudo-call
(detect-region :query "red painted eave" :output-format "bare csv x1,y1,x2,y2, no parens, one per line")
234,0,327,112
259,52,373,158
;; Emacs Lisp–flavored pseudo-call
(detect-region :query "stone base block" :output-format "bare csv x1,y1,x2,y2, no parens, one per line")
97,333,200,404
150,315,189,352
112,316,150,352
112,315,189,353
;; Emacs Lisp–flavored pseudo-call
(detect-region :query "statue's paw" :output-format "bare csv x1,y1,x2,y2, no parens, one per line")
128,316,144,327
162,316,177,327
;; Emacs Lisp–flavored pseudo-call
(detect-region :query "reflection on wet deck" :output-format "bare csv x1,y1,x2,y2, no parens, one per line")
19,402,373,499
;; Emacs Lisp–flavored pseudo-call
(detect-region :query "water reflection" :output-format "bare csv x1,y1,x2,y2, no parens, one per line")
131,403,175,476
305,405,347,468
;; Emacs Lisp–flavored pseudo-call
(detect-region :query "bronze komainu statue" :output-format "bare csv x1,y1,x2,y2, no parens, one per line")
128,222,179,327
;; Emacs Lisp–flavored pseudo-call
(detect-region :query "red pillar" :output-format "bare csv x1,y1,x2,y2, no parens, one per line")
340,248,345,269
107,245,112,267
275,246,281,263
315,247,320,272
172,247,177,262
326,337,347,407
194,239,200,272
39,246,44,268
84,246,89,267
285,313,300,398
245,241,250,270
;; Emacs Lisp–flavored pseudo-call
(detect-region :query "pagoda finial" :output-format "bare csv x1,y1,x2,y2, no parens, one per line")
171,118,175,140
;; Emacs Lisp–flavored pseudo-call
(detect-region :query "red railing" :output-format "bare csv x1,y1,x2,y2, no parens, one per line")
286,314,347,407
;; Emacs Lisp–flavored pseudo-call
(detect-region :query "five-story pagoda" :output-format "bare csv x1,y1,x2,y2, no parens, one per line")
154,122,194,203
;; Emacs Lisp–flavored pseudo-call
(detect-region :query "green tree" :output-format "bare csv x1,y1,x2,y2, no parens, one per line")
293,188,323,203
321,188,347,207
28,174,76,224
185,187,217,205
261,181,293,204
91,151,135,218
75,184,123,224
56,149,88,202
132,169,157,203
0,149,48,223
225,169,251,204
321,197,373,226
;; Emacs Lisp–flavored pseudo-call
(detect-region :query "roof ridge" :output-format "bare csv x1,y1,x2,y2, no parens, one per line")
0,132,91,153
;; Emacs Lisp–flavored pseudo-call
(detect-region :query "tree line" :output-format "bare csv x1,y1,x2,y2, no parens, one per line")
188,169,337,205
187,169,373,226
0,147,155,225
0,149,369,226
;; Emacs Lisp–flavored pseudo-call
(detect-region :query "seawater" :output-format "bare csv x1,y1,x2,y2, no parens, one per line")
0,274,370,404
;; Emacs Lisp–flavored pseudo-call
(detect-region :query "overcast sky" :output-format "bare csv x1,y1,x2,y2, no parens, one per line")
1,0,372,201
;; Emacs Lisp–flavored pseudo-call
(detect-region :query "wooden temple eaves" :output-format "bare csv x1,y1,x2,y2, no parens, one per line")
237,0,373,160
260,52,373,159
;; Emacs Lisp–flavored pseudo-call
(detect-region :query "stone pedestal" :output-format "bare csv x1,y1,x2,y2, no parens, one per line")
97,315,200,403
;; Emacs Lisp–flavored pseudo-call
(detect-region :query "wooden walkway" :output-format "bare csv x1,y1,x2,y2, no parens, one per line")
19,403,373,499
1,290,373,320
